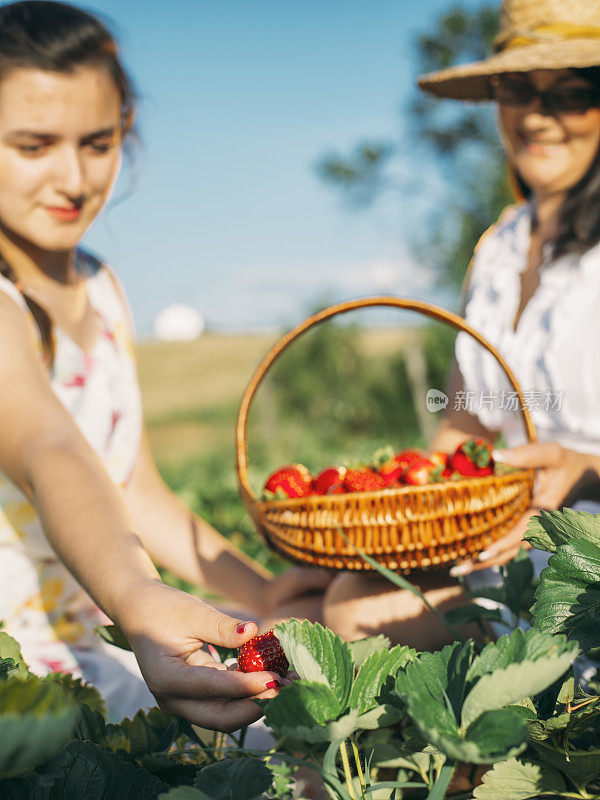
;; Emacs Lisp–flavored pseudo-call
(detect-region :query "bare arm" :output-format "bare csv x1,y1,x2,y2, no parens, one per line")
123,428,271,613
0,294,285,729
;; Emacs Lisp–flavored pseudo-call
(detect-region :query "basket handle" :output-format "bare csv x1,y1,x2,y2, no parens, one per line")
236,296,537,503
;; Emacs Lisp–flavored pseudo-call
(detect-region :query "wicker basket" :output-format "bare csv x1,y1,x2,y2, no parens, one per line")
235,297,536,572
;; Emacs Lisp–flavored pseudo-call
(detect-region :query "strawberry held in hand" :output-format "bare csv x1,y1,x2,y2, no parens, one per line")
449,438,494,477
263,464,313,499
237,630,289,677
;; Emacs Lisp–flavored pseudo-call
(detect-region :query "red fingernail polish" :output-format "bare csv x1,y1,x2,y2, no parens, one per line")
265,680,281,689
236,621,254,634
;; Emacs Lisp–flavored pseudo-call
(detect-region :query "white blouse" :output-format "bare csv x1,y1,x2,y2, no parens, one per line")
455,202,600,455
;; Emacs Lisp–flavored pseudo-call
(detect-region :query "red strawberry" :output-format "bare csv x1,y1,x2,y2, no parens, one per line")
263,464,313,499
344,467,387,493
449,438,494,477
394,449,426,472
429,451,448,469
314,466,347,495
237,630,289,677
326,483,347,495
403,457,437,485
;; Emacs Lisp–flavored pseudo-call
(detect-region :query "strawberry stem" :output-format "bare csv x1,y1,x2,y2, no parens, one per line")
339,740,358,800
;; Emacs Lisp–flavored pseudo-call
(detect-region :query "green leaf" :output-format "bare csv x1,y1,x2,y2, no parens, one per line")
525,508,600,554
462,641,576,727
349,635,391,668
349,646,415,714
95,625,132,652
0,632,29,679
463,709,528,760
531,538,600,652
108,708,177,756
193,759,273,800
531,741,600,791
158,789,211,800
0,677,77,779
41,673,107,717
261,680,341,732
503,549,534,616
467,628,576,682
472,757,568,799
0,776,37,800
274,619,353,710
43,739,166,799
444,604,503,627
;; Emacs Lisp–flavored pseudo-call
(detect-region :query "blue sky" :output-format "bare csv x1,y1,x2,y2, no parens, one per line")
79,0,488,334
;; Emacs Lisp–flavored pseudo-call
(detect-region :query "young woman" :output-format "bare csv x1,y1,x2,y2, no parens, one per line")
0,0,329,725
323,0,600,647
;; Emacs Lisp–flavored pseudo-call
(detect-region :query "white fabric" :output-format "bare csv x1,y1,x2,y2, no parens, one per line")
455,201,600,454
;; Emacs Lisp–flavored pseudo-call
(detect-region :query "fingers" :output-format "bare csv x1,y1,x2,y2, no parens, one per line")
493,442,561,469
159,696,266,733
187,599,259,649
149,656,288,701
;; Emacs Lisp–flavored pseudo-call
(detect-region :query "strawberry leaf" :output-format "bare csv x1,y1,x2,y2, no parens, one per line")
194,759,273,800
0,632,30,680
531,537,600,652
472,757,567,799
40,739,166,798
525,508,600,554
260,680,342,732
531,741,600,790
274,620,353,710
158,789,211,800
461,635,576,728
0,677,77,779
95,625,132,652
348,635,392,668
349,645,415,715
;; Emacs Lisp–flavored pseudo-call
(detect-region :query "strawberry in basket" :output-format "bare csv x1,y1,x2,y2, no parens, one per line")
373,446,425,486
403,457,439,485
449,438,494,477
314,466,347,495
344,467,387,493
263,464,313,499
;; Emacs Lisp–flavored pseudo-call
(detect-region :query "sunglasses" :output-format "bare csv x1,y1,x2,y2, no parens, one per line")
489,74,600,115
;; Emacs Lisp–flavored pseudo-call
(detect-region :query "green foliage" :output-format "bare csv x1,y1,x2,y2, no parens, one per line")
193,759,273,800
529,510,600,653
0,677,78,779
472,757,568,799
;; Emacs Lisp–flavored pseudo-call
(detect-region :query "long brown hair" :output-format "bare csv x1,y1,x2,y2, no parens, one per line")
0,1,137,365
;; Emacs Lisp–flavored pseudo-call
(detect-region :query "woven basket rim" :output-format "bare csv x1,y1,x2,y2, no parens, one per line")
258,466,534,510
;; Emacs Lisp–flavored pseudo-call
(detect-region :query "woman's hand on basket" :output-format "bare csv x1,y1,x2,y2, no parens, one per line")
493,441,600,509
450,506,538,575
452,442,600,575
118,580,289,732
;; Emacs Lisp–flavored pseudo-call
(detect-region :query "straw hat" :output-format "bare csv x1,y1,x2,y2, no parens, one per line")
418,0,600,100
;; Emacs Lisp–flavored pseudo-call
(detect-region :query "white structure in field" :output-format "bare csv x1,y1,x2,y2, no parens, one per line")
153,304,205,341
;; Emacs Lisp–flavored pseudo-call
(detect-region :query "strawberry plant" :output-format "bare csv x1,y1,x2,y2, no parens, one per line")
2,507,600,798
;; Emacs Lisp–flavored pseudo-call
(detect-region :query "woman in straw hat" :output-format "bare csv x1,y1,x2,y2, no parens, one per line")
323,0,600,647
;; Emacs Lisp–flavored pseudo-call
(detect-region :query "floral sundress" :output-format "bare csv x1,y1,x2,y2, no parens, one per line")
0,250,155,719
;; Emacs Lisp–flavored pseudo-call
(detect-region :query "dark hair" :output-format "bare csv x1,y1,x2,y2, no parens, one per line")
511,67,600,261
0,1,137,365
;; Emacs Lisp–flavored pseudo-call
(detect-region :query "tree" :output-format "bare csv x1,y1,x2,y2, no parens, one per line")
318,3,514,289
